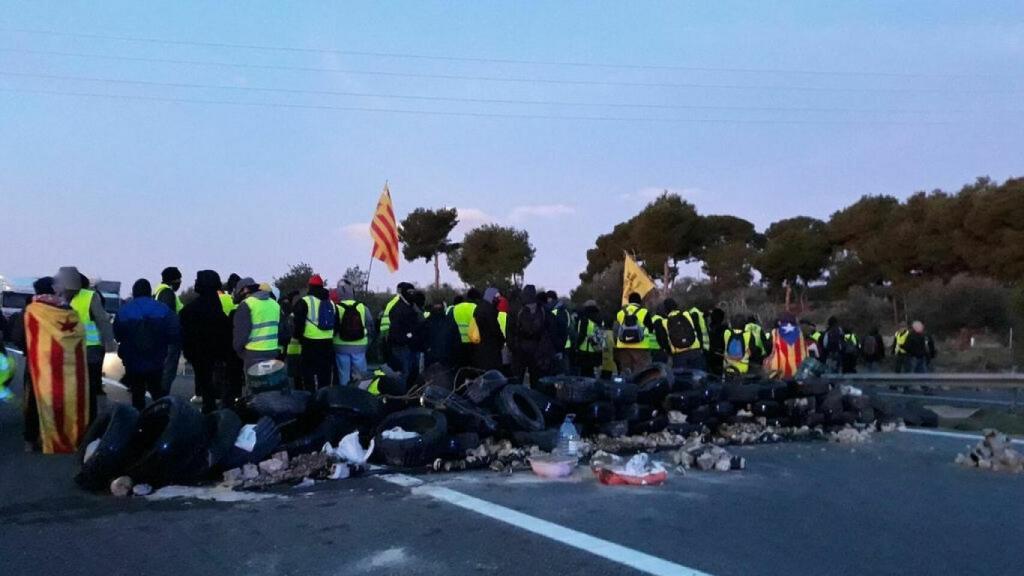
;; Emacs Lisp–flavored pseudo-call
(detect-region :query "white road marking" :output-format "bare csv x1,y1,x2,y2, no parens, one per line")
380,473,712,576
901,427,1024,445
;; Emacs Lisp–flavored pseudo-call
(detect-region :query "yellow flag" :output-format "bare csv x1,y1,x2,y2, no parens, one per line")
622,252,655,305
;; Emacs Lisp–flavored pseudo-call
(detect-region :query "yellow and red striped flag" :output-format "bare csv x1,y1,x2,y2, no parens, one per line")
370,183,400,273
25,301,89,454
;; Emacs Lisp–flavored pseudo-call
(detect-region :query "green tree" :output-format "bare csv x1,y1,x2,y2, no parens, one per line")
342,266,369,292
399,207,460,289
449,224,535,290
755,217,832,307
274,262,314,296
697,215,761,296
630,192,702,287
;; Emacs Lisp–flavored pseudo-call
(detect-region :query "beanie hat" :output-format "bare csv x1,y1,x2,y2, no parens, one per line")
308,274,325,287
132,279,152,298
161,267,182,282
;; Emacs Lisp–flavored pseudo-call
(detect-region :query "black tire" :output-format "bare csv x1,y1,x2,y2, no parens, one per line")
629,416,668,435
511,428,559,451
601,379,638,405
663,390,704,412
671,369,708,392
421,385,499,436
280,414,357,457
124,397,209,486
700,384,724,403
242,390,312,424
634,364,673,405
75,404,141,491
465,370,509,405
758,380,790,401
667,421,703,436
712,401,737,418
374,408,448,468
553,377,601,404
204,409,243,472
446,432,482,456
599,420,629,438
521,388,566,428
582,401,616,424
855,407,876,424
790,379,830,397
843,395,872,412
805,413,826,427
616,403,641,422
752,400,781,417
496,385,546,432
634,404,661,421
818,390,844,419
218,416,281,470
315,386,382,425
687,404,715,424
830,411,857,426
724,383,758,403
533,376,561,398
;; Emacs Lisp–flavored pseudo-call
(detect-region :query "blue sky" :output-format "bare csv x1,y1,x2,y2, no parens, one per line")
1,1,1021,294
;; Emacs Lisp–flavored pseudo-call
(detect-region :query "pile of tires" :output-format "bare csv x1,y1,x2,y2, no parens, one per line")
373,408,448,467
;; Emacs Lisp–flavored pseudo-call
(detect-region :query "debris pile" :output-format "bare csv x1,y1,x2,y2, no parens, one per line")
670,439,745,472
954,430,1022,473
827,425,873,444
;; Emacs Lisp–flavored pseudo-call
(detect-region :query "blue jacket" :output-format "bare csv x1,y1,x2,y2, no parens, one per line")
114,296,180,373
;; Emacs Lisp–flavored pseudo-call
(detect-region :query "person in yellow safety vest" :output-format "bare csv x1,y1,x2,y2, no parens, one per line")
613,292,655,376
684,306,708,352
278,290,303,388
893,324,911,373
449,288,480,370
496,295,511,373
56,266,114,426
661,299,706,371
153,266,185,396
231,278,287,371
378,282,412,364
841,331,860,373
723,314,754,375
470,287,505,372
645,310,668,364
333,282,374,387
545,290,572,375
292,274,336,391
573,300,603,377
744,317,768,364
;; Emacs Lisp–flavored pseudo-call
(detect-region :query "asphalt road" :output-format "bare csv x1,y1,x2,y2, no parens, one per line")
1,378,1022,576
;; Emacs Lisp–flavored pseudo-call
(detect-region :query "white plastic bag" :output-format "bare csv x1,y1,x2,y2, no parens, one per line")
234,424,258,452
321,431,375,465
381,427,419,441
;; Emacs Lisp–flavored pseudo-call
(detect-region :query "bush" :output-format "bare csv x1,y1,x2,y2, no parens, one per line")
905,275,1012,336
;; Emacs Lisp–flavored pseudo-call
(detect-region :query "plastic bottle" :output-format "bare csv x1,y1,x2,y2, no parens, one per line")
556,414,580,459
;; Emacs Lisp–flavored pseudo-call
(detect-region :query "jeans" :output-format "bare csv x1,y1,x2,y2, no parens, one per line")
161,343,182,396
388,346,419,385
300,339,335,391
911,357,930,373
126,370,164,411
335,350,368,386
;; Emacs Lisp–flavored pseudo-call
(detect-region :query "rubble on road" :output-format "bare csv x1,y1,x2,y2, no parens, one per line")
954,430,1022,474
110,475,133,497
671,439,745,472
828,425,873,444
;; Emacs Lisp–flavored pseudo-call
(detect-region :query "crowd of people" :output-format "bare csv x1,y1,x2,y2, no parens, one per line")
0,264,938,453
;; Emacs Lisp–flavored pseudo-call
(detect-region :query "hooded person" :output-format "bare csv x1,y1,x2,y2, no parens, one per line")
55,266,115,426
233,277,289,376
573,299,604,377
333,281,375,386
379,281,414,364
386,282,423,386
449,288,481,371
546,290,572,375
706,307,727,375
114,279,181,410
180,270,234,412
509,285,553,383
291,274,335,390
152,266,184,395
418,301,461,371
471,287,504,372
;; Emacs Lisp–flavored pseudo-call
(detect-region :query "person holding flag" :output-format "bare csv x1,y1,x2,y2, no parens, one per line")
614,253,657,375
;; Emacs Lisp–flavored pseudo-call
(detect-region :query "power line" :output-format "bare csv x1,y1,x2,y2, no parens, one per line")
0,86,956,125
0,27,999,80
3,47,1019,95
0,70,985,116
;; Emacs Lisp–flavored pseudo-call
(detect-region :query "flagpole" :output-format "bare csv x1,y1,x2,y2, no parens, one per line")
365,253,375,295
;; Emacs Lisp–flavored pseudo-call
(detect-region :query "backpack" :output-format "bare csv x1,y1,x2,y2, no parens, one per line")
617,306,645,344
337,302,366,341
313,297,336,331
516,305,546,339
667,312,697,352
725,332,746,360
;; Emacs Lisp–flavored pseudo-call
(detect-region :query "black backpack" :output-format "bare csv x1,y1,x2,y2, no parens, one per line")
667,312,697,351
516,305,546,339
617,306,644,344
337,302,366,341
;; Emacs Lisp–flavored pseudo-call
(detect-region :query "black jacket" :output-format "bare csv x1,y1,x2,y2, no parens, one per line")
387,297,421,348
419,310,460,367
180,271,233,366
473,300,504,370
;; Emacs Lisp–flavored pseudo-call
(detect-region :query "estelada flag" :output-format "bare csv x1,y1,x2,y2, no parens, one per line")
25,301,89,454
622,252,656,305
370,183,400,273
764,326,808,379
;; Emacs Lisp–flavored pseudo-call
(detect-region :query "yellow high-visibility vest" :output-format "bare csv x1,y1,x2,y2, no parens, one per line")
70,289,101,347
724,330,753,374
334,300,369,346
219,292,236,316
451,302,478,344
154,283,182,313
379,295,400,335
302,295,333,340
497,311,508,338
576,317,600,353
644,314,663,350
689,307,709,351
894,329,909,355
245,297,281,352
615,304,649,350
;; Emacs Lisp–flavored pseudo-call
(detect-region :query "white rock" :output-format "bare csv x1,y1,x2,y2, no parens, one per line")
110,476,133,497
259,458,285,474
241,463,260,480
